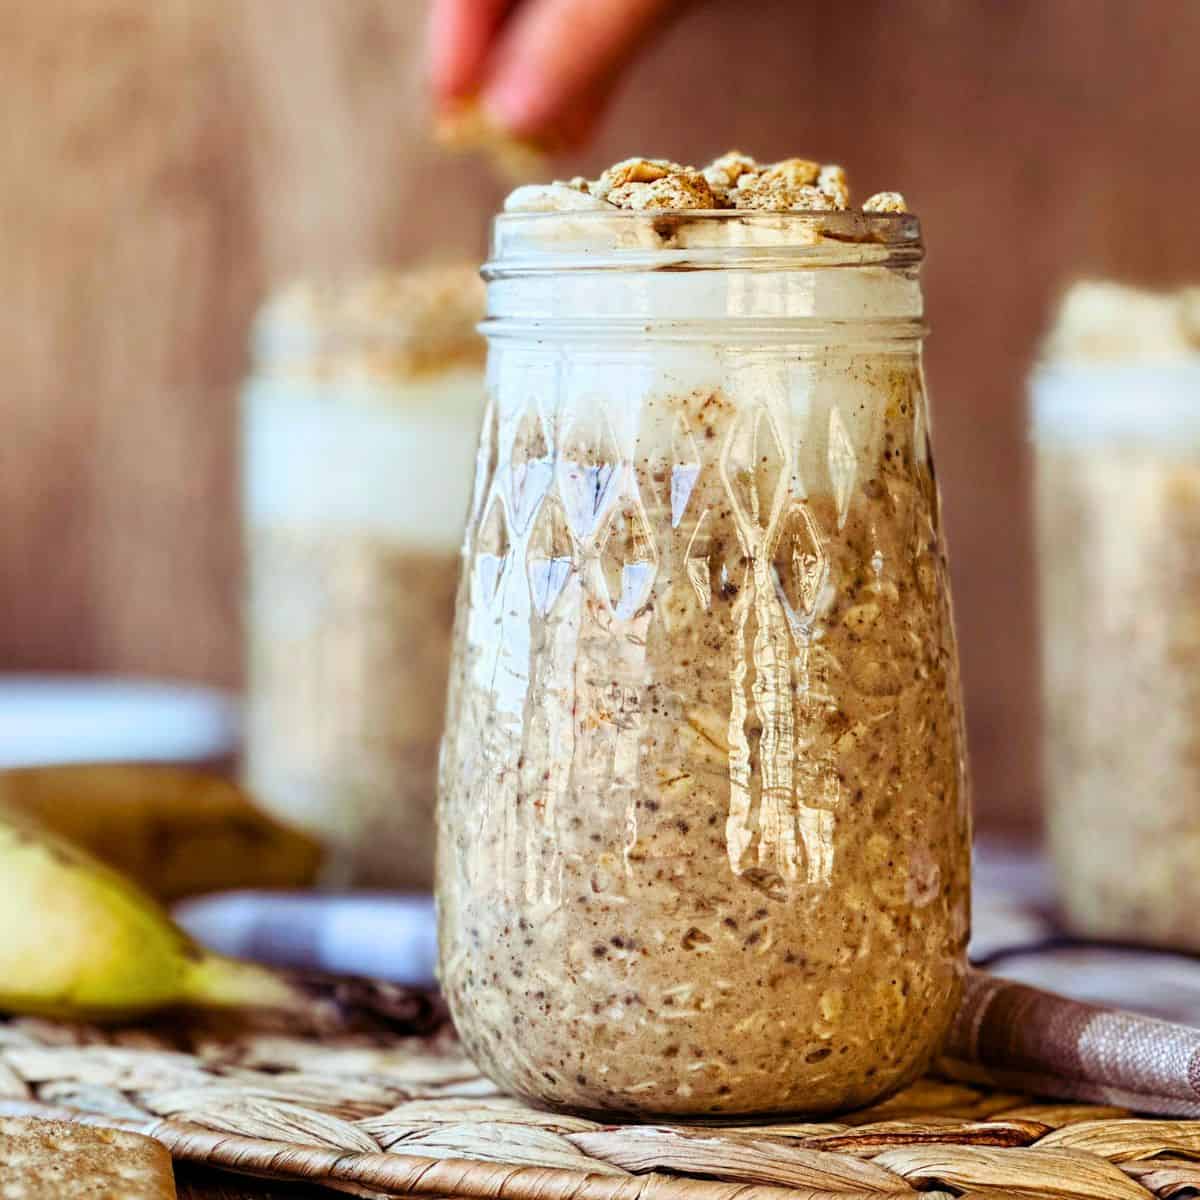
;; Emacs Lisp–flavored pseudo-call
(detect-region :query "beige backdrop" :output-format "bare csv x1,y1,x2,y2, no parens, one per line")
3,0,1199,833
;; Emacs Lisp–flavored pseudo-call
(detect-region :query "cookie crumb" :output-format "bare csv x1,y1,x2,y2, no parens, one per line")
817,164,851,211
504,152,910,215
862,191,908,214
734,178,834,213
702,151,761,204
608,170,714,211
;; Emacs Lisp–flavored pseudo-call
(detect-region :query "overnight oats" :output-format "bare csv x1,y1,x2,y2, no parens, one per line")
1034,282,1200,950
437,155,971,1115
243,266,484,887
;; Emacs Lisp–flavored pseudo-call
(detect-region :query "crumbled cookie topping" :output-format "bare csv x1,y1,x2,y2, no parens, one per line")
701,151,759,203
593,157,679,195
731,159,831,211
591,158,716,211
505,151,909,214
862,191,908,214
817,164,851,209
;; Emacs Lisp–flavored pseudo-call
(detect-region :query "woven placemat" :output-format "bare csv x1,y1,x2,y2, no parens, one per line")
3,1004,1200,1200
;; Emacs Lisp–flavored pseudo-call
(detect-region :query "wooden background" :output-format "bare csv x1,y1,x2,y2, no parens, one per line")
3,0,1199,833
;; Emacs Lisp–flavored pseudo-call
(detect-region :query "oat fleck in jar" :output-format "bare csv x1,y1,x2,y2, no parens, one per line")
437,156,971,1116
1034,281,1200,950
243,267,484,888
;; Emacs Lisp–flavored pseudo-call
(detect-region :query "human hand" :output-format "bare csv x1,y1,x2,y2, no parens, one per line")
428,0,685,148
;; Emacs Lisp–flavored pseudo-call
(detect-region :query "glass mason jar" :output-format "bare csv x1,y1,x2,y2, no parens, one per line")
1033,292,1200,950
243,268,484,888
437,211,971,1116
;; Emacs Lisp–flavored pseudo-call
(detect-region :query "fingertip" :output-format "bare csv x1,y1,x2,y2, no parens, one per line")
481,71,545,136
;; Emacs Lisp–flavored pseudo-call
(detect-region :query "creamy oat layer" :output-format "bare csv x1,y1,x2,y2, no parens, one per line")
1036,282,1200,950
439,361,970,1114
246,534,459,888
1039,451,1200,949
506,151,906,215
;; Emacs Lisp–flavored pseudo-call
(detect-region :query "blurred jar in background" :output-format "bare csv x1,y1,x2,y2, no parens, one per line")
242,266,484,888
1033,282,1200,949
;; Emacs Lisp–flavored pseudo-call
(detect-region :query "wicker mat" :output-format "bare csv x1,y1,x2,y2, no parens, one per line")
3,1002,1200,1200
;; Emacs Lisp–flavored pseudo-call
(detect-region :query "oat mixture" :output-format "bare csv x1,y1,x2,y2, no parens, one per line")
505,151,906,215
439,337,969,1110
1036,283,1200,950
246,534,460,888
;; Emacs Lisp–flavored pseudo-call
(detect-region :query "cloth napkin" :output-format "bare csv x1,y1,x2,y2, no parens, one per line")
941,969,1200,1117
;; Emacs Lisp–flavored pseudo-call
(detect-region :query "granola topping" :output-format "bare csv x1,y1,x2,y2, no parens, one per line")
504,151,908,215
862,191,909,214
701,151,760,203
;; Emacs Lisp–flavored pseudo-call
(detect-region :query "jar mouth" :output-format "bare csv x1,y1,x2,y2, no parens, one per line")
486,210,922,276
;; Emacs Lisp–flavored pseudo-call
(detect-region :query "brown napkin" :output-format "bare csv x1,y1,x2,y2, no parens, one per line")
939,969,1200,1117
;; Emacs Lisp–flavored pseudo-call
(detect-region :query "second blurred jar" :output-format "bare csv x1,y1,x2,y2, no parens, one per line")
242,266,484,888
1034,282,1200,949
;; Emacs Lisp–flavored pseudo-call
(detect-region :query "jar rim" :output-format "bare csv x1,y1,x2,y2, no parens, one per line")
486,210,922,276
496,207,918,230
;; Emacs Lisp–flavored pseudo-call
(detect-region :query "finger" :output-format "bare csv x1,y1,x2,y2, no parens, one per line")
482,0,684,135
427,0,516,103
